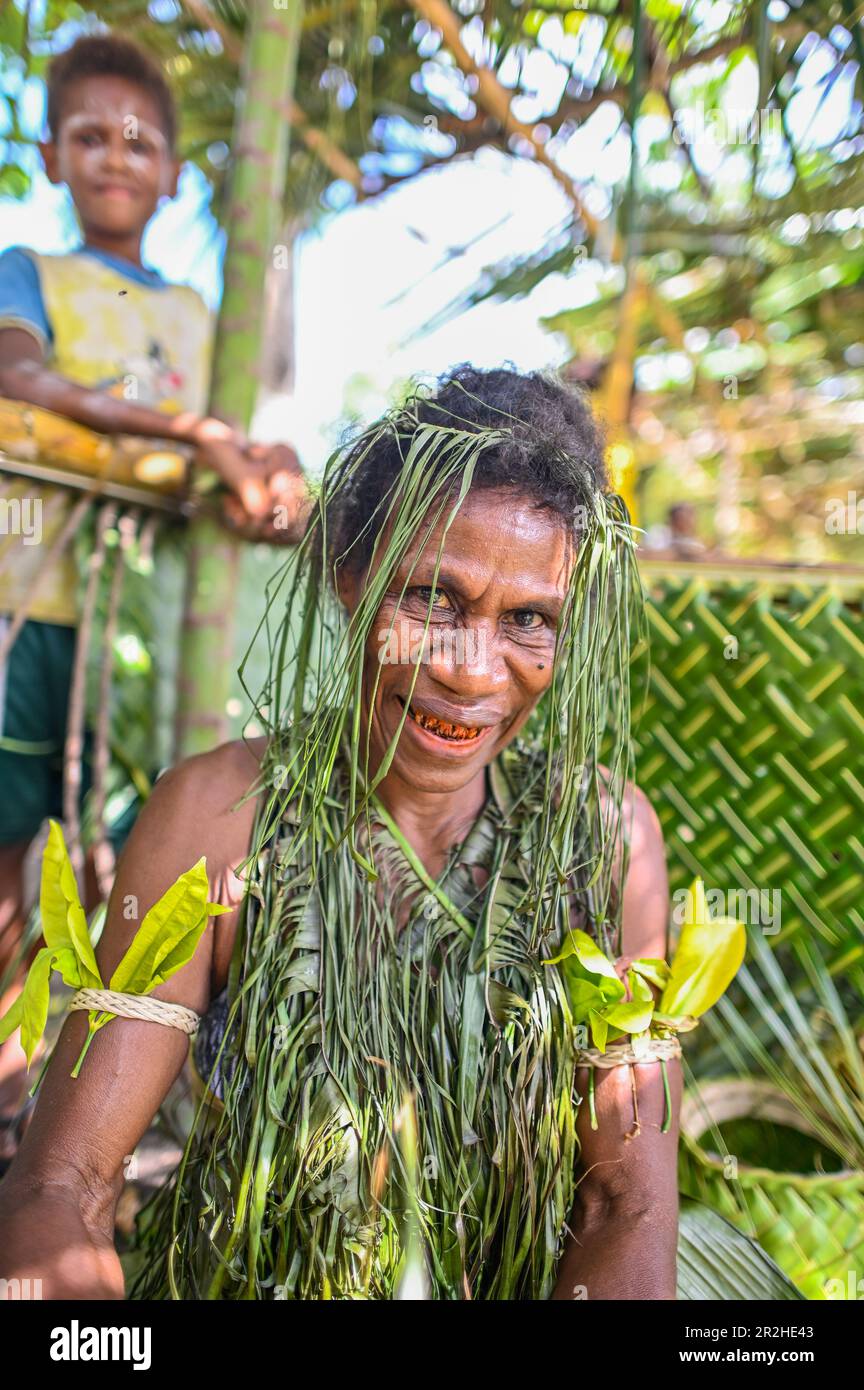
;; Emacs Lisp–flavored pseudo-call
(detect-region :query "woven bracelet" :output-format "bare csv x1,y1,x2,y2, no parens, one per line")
576,1037,682,1068
69,988,201,1037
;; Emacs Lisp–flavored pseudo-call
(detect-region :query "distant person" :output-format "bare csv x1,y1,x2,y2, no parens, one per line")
644,502,705,559
0,33,307,1164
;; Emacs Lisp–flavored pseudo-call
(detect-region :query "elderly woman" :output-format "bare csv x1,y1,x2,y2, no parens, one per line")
0,365,677,1300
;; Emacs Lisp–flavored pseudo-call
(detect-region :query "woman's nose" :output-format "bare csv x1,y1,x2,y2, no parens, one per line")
427,622,508,695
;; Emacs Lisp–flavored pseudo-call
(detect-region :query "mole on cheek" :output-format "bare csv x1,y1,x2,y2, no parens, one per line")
537,664,545,670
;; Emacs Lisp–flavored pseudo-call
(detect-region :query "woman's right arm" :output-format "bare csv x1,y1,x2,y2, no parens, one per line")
0,739,261,1300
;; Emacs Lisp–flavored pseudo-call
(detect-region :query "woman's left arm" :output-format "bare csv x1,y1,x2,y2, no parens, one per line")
552,785,681,1300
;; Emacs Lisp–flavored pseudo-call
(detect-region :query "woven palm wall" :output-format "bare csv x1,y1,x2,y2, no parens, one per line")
634,562,864,972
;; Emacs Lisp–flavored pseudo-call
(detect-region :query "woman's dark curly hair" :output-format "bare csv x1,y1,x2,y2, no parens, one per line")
327,363,609,574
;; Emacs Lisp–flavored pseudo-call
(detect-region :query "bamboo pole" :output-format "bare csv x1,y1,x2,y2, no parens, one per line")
174,0,304,758
179,0,362,189
64,503,117,881
90,511,138,899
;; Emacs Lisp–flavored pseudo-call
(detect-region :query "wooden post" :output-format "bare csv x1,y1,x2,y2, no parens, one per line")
174,0,303,757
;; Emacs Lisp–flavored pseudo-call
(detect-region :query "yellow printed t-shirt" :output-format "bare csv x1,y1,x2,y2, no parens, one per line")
0,246,213,625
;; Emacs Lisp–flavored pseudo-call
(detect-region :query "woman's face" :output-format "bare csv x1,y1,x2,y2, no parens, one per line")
341,486,574,797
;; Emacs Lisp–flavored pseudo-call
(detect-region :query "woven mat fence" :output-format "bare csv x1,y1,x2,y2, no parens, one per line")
634,562,864,971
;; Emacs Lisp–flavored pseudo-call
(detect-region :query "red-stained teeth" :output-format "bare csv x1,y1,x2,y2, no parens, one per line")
406,701,480,741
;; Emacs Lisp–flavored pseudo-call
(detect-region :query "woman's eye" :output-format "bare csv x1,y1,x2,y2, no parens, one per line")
510,609,545,630
415,586,451,610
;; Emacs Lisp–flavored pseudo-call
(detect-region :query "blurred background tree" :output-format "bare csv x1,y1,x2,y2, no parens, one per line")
2,0,862,779
1,0,863,1297
0,0,860,800
3,0,862,564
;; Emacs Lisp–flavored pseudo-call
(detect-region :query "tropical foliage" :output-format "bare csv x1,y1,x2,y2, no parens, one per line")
0,821,228,1074
634,566,864,1298
1,0,862,1300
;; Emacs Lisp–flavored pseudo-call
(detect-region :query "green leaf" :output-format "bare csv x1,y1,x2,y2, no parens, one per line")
146,907,226,988
603,999,655,1034
573,933,623,983
545,928,621,982
40,821,101,986
631,957,670,991
563,976,607,1020
0,991,24,1048
661,878,745,1019
627,967,655,1003
111,859,228,994
51,945,84,991
597,972,626,1003
0,942,83,1063
40,820,73,950
65,891,102,989
588,1009,608,1052
19,946,58,1065
677,1199,804,1300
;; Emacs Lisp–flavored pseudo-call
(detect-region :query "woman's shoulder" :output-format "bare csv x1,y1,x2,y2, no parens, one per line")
614,778,668,962
94,738,270,1005
121,736,269,898
495,743,663,846
151,734,269,818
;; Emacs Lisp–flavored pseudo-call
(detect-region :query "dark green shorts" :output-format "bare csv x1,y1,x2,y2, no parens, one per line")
0,617,91,845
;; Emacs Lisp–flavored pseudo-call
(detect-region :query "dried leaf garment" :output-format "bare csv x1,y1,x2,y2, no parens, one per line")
130,742,597,1301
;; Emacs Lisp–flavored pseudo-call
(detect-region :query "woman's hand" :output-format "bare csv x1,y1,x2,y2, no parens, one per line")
0,1175,124,1301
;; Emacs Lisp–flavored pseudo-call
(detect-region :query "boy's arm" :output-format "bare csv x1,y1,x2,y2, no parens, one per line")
0,325,268,509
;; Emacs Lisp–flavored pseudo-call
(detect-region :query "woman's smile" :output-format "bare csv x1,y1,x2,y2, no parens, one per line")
394,693,499,752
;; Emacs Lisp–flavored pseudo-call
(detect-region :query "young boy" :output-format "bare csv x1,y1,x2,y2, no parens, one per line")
0,34,303,1156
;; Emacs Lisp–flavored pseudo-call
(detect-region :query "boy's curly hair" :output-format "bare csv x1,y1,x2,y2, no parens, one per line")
46,34,176,149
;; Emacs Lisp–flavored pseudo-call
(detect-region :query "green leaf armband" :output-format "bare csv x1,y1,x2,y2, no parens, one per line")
542,875,747,1131
543,875,746,1056
0,820,230,1078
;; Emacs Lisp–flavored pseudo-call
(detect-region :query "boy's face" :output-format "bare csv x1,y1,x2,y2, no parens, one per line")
41,75,179,241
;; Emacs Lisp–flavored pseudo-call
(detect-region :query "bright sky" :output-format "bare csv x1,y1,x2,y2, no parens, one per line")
0,12,856,475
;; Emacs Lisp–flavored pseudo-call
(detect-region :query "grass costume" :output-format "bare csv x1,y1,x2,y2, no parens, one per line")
130,367,643,1299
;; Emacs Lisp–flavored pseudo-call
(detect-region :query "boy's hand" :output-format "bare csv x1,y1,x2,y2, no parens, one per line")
221,442,312,545
187,418,310,543
189,416,255,501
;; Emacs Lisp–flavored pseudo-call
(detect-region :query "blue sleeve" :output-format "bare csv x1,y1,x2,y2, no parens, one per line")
0,247,52,346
